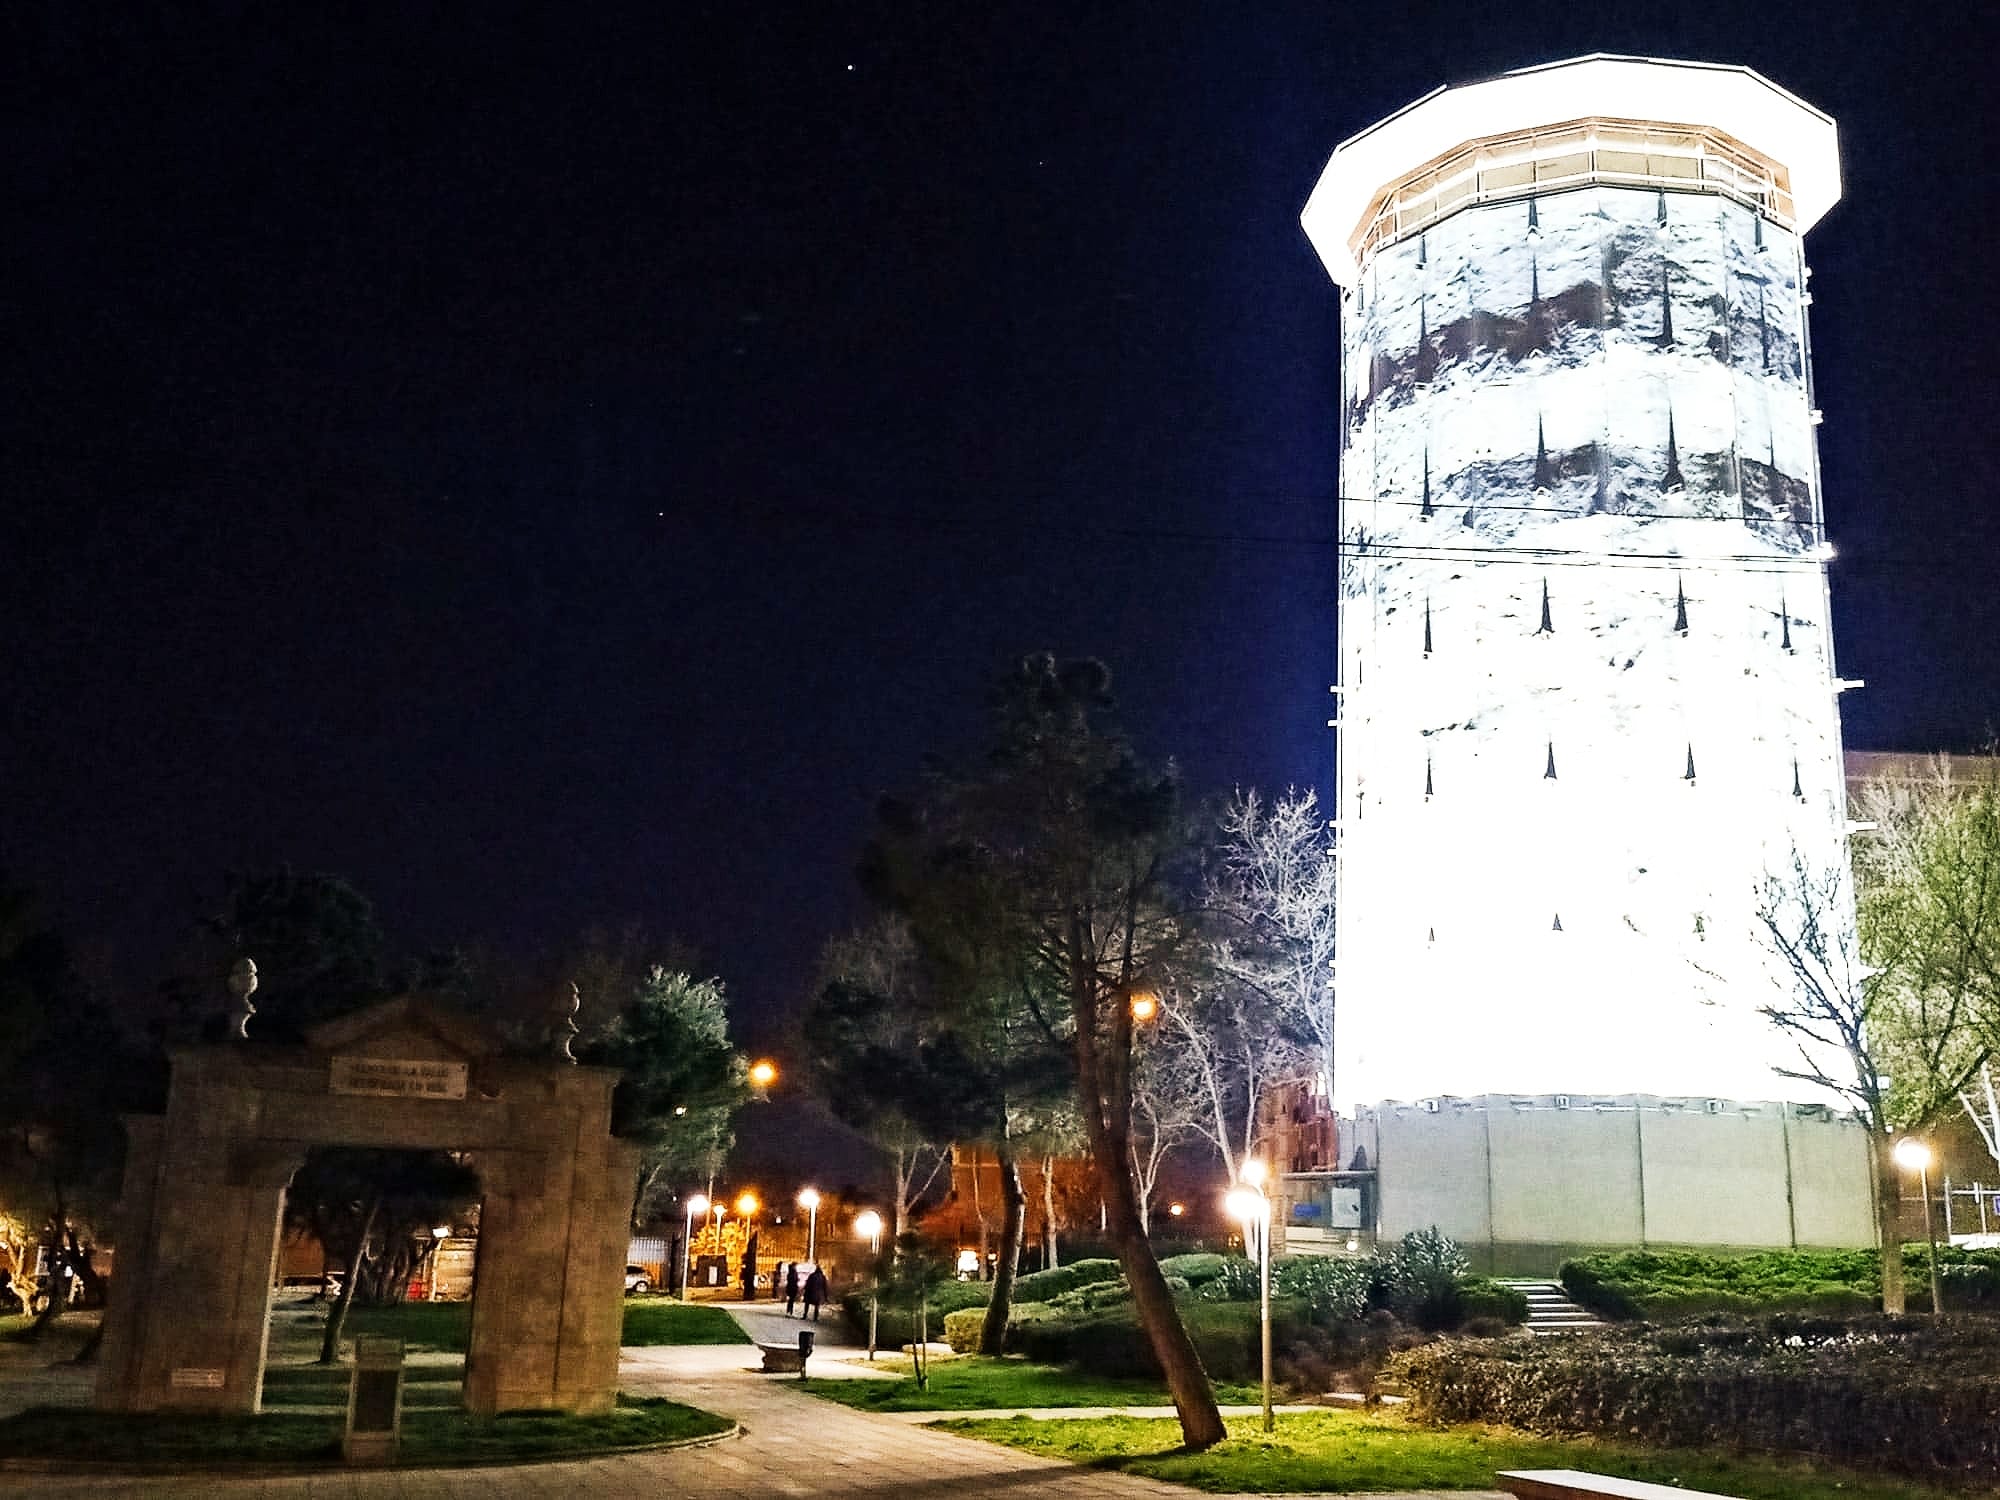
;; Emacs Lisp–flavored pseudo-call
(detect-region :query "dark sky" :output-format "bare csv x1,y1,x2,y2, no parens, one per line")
6,2,1997,1052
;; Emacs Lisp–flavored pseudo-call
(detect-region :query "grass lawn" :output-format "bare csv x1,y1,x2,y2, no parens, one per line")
620,1300,750,1346
805,1355,1263,1413
0,1394,731,1467
342,1300,472,1352
941,1410,1982,1500
258,1363,466,1409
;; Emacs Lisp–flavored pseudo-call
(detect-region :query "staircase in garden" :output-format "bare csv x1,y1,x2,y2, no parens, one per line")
1496,1278,1604,1335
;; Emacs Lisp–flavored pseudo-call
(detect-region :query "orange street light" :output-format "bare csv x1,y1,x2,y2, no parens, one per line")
1129,992,1159,1023
735,1191,760,1218
1168,1202,1186,1219
749,1059,778,1089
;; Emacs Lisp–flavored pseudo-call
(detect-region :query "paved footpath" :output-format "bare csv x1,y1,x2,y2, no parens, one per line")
4,1304,1503,1499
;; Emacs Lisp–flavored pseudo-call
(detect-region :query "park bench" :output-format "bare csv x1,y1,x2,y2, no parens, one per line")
1499,1472,1743,1500
756,1342,806,1373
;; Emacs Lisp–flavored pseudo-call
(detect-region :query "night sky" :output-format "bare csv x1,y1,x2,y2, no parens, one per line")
7,2,1997,1055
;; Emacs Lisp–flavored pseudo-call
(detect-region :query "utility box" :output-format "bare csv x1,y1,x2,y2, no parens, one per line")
344,1335,405,1464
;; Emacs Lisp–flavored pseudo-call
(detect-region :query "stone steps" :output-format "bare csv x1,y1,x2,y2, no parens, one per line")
1495,1278,1605,1335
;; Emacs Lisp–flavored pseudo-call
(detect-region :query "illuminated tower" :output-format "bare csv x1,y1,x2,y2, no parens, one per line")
1303,57,1853,1108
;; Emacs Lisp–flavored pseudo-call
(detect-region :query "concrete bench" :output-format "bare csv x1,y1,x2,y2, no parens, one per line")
757,1342,807,1373
1499,1472,1743,1500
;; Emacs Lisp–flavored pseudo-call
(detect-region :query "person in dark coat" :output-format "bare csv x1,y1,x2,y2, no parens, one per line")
802,1264,828,1322
784,1262,801,1315
741,1230,759,1300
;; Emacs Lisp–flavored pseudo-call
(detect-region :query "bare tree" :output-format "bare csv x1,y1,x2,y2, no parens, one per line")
1129,1032,1202,1233
1963,1062,2000,1177
1756,758,2000,1311
1214,788,1339,1096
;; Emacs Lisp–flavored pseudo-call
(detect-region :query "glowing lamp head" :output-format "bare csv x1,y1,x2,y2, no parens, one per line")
1168,1202,1186,1218
797,1187,821,1210
749,1059,778,1089
853,1210,884,1241
735,1192,760,1217
1239,1158,1269,1187
686,1194,711,1217
956,1249,980,1275
1225,1188,1269,1225
1892,1138,1933,1173
431,1225,451,1240
1129,991,1159,1023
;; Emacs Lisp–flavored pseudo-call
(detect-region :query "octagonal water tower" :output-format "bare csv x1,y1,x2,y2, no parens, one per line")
1303,57,1855,1109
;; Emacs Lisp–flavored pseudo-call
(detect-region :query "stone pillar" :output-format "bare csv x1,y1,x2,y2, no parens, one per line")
95,1117,294,1413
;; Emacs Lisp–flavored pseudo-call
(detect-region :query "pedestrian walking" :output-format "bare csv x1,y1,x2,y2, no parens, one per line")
802,1264,827,1322
784,1261,801,1315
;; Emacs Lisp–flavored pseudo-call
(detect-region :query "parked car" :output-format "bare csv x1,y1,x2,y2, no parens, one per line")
624,1265,652,1295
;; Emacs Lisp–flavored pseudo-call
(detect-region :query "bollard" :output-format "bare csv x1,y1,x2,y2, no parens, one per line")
797,1327,814,1380
344,1335,406,1465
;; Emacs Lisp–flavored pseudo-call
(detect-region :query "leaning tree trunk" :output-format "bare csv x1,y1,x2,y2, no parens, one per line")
979,1148,1028,1355
1068,918,1225,1451
1873,1132,1907,1314
319,1195,380,1364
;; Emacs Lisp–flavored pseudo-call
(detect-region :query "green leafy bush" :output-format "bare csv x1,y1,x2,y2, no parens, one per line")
1162,1275,1191,1298
1274,1255,1373,1321
1012,1258,1123,1305
1378,1227,1470,1331
1193,1256,1260,1302
1384,1312,2000,1477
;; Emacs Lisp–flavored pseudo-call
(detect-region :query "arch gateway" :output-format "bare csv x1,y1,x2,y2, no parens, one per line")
95,996,638,1416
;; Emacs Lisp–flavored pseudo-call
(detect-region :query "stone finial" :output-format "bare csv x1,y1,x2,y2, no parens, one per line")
553,980,580,1063
226,957,259,1041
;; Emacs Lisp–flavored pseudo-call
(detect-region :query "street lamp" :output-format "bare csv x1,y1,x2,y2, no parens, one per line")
749,1059,778,1096
798,1187,821,1262
1226,1159,1274,1434
428,1226,450,1302
1129,991,1159,1023
854,1210,884,1360
1894,1137,1944,1314
683,1194,710,1302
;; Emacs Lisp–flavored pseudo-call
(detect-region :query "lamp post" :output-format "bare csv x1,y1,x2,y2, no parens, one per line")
798,1187,821,1263
683,1194,710,1302
854,1210,884,1360
1894,1137,1944,1314
428,1226,450,1301
1226,1159,1274,1434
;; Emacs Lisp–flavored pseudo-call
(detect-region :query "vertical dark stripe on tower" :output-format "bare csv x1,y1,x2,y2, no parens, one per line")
1663,413,1685,492
1536,577,1553,635
1673,576,1689,634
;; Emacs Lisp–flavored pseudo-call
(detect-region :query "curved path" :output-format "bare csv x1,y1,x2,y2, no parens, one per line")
8,1303,1502,1498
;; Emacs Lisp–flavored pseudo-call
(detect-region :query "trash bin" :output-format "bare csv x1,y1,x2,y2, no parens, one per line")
797,1327,814,1379
345,1335,405,1464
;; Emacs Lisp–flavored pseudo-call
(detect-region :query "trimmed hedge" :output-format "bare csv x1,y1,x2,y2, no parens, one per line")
1385,1312,2000,1478
1012,1258,1123,1305
1007,1297,1312,1381
1158,1252,1227,1286
942,1306,986,1353
838,1278,990,1348
1560,1246,2000,1321
1455,1276,1530,1326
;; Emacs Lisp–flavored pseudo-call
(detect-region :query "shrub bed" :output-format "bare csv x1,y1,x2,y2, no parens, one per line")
1007,1296,1312,1381
1560,1246,2000,1321
838,1278,989,1348
1011,1258,1123,1304
1384,1312,2000,1478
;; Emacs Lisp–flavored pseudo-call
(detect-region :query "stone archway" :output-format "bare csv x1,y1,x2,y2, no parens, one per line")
94,997,638,1416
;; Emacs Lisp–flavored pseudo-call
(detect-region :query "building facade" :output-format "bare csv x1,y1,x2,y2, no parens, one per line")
1303,56,1856,1108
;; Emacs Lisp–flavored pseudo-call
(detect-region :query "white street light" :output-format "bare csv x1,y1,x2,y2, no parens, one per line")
854,1210,884,1360
428,1225,450,1302
1226,1169,1275,1434
1894,1138,1944,1314
683,1194,711,1302
798,1187,822,1263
